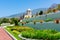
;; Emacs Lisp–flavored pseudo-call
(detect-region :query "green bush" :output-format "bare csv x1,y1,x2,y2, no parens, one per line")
47,34,56,40
33,21,36,25
22,31,31,38
21,30,59,40
10,27,34,32
45,18,53,22
26,20,29,23
43,29,57,34
54,32,60,39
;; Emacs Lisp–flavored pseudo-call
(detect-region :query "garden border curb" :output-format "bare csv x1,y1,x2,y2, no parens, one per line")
5,29,17,40
18,34,42,40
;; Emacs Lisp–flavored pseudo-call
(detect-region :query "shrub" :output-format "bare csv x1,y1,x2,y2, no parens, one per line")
26,21,29,23
33,21,36,25
10,27,34,32
40,20,44,23
55,19,59,24
54,32,60,39
47,34,56,40
22,31,31,38
45,18,53,22
12,30,20,34
21,30,59,40
42,32,48,39
43,29,57,34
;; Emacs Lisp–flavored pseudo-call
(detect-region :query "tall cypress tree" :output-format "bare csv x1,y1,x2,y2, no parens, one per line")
39,11,43,15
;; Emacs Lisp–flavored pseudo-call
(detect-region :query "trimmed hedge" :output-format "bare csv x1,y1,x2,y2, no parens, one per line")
21,30,60,40
45,18,53,22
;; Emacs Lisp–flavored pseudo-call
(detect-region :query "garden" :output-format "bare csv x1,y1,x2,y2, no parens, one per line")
20,29,60,40
5,26,34,40
5,26,60,40
3,12,60,40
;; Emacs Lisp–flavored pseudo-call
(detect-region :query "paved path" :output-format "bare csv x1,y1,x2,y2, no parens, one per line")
0,27,14,40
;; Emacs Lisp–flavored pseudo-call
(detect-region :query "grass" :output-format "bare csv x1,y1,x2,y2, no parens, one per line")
5,27,21,40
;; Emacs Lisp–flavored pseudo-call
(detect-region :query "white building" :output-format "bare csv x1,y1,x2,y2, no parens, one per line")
24,8,32,19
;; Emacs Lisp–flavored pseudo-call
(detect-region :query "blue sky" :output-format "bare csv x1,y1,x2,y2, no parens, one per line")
0,0,60,17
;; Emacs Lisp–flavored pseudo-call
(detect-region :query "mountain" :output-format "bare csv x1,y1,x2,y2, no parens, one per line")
6,8,47,18
48,3,60,10
2,4,60,18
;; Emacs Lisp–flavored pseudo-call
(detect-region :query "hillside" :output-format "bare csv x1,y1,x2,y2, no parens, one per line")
22,11,60,22
6,8,47,18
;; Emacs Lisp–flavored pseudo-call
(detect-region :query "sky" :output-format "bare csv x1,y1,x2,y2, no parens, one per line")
0,0,60,17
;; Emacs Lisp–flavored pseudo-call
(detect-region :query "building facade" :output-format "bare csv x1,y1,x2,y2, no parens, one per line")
24,8,32,19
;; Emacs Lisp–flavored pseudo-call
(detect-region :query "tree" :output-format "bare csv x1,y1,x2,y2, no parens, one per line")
14,19,18,26
0,21,1,24
10,18,19,25
10,18,15,24
39,11,43,15
33,21,36,25
53,9,57,13
55,19,59,24
40,20,44,23
1,18,9,23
